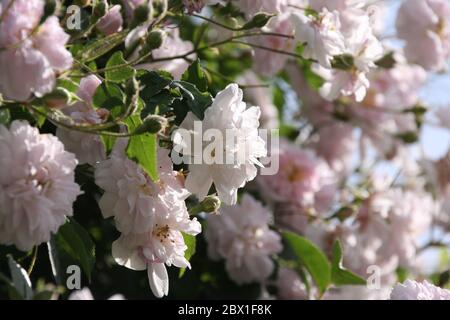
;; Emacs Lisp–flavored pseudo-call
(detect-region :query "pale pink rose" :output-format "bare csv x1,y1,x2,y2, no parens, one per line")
290,8,345,69
396,0,450,71
365,59,427,110
97,5,123,35
174,84,267,205
112,207,201,298
56,75,107,166
0,121,81,251
205,194,282,284
382,189,435,266
249,13,294,76
137,28,195,80
257,140,336,213
95,139,190,235
0,0,73,101
390,280,450,300
309,123,356,174
276,268,308,300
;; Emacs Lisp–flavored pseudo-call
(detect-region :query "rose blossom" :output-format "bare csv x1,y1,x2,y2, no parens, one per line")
56,75,108,166
319,8,383,102
290,8,345,69
396,0,450,72
173,83,267,205
112,207,201,298
257,140,336,213
276,268,308,300
0,0,73,101
0,121,81,251
95,139,190,235
205,194,282,284
97,5,123,36
390,280,450,300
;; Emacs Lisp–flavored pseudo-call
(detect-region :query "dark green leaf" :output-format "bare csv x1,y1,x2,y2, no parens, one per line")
171,81,212,120
32,290,54,300
125,115,159,181
54,219,96,282
331,241,366,286
141,89,181,117
92,83,124,110
82,31,127,62
139,70,173,99
283,231,331,294
0,109,11,125
331,54,355,71
7,255,33,300
105,52,135,83
182,59,208,92
240,12,275,30
179,233,196,278
375,52,396,69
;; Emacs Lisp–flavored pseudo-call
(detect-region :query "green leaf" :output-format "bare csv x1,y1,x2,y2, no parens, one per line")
82,31,127,62
331,54,355,71
139,70,173,99
331,241,366,286
182,59,208,92
32,290,54,300
141,89,181,117
7,255,33,300
179,233,196,278
56,78,79,94
240,12,275,30
125,115,159,181
54,219,96,282
92,82,124,110
171,81,213,120
105,52,135,83
283,231,331,294
0,109,11,125
375,52,396,69
100,135,117,155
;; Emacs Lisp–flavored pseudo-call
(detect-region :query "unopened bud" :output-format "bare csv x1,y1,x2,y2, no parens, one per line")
134,115,168,135
92,0,107,22
201,195,221,214
131,4,151,27
140,29,165,56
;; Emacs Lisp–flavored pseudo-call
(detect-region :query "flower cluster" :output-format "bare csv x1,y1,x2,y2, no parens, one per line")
95,139,201,297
